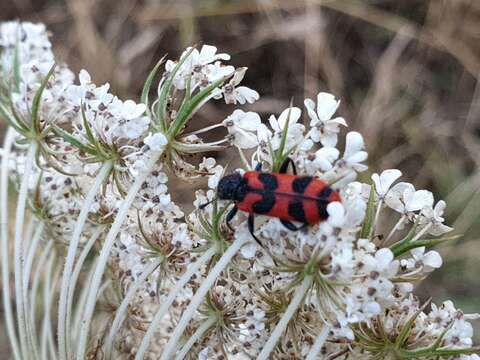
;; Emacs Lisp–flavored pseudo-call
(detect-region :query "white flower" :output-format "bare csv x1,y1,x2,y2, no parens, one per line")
326,199,365,229
371,169,402,198
3,22,476,359
461,355,480,360
269,106,302,133
327,201,346,228
304,92,347,146
445,319,474,348
0,22,54,73
111,99,146,120
363,248,399,279
199,157,224,189
304,147,339,174
385,183,434,215
220,67,259,105
428,301,455,328
268,107,305,150
223,110,262,149
420,200,453,236
166,44,233,91
238,225,257,259
144,132,168,152
116,116,150,140
191,44,231,65
240,306,266,334
336,132,368,173
79,69,91,84
401,247,442,273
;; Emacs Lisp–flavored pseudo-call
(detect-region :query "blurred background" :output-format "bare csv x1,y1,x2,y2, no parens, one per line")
1,0,480,355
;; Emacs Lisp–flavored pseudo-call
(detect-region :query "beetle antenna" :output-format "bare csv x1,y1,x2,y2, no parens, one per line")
199,198,216,210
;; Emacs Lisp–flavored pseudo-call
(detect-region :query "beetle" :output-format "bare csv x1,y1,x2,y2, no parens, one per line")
204,158,341,244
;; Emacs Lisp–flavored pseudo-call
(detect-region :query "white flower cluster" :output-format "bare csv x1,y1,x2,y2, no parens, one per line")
0,21,477,360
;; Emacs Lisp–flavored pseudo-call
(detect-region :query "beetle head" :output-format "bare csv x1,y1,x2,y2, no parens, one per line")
217,173,243,200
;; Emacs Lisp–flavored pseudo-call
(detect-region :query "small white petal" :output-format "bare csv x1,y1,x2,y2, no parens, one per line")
235,86,259,104
327,201,345,227
304,98,319,123
277,107,302,129
344,131,365,159
316,92,340,121
423,250,443,269
406,190,434,212
79,69,91,85
372,169,402,196
145,133,168,152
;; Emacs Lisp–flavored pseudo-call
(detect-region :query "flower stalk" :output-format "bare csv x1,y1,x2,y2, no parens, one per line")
57,160,113,360
159,236,249,360
23,221,44,360
306,325,331,360
0,128,21,360
29,241,53,359
257,275,313,360
76,152,163,360
104,258,162,359
65,226,105,358
135,247,216,359
13,141,38,360
175,317,216,360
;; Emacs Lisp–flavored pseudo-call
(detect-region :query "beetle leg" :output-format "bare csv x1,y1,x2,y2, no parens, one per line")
248,214,262,246
225,206,238,231
279,157,297,175
280,219,304,231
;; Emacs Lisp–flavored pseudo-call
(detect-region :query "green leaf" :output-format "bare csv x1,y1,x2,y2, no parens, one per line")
80,103,97,145
172,140,227,154
80,105,112,160
31,65,56,134
391,233,461,258
52,125,96,155
198,210,214,235
9,100,31,131
360,183,376,238
141,56,165,115
167,76,227,140
395,299,431,348
389,221,419,257
156,47,195,131
212,205,230,241
399,346,480,359
0,101,28,134
274,106,292,171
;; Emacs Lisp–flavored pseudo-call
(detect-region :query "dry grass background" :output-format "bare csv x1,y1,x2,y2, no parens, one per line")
1,0,480,357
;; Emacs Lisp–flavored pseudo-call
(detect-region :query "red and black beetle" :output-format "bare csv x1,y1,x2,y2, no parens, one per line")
204,158,341,244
